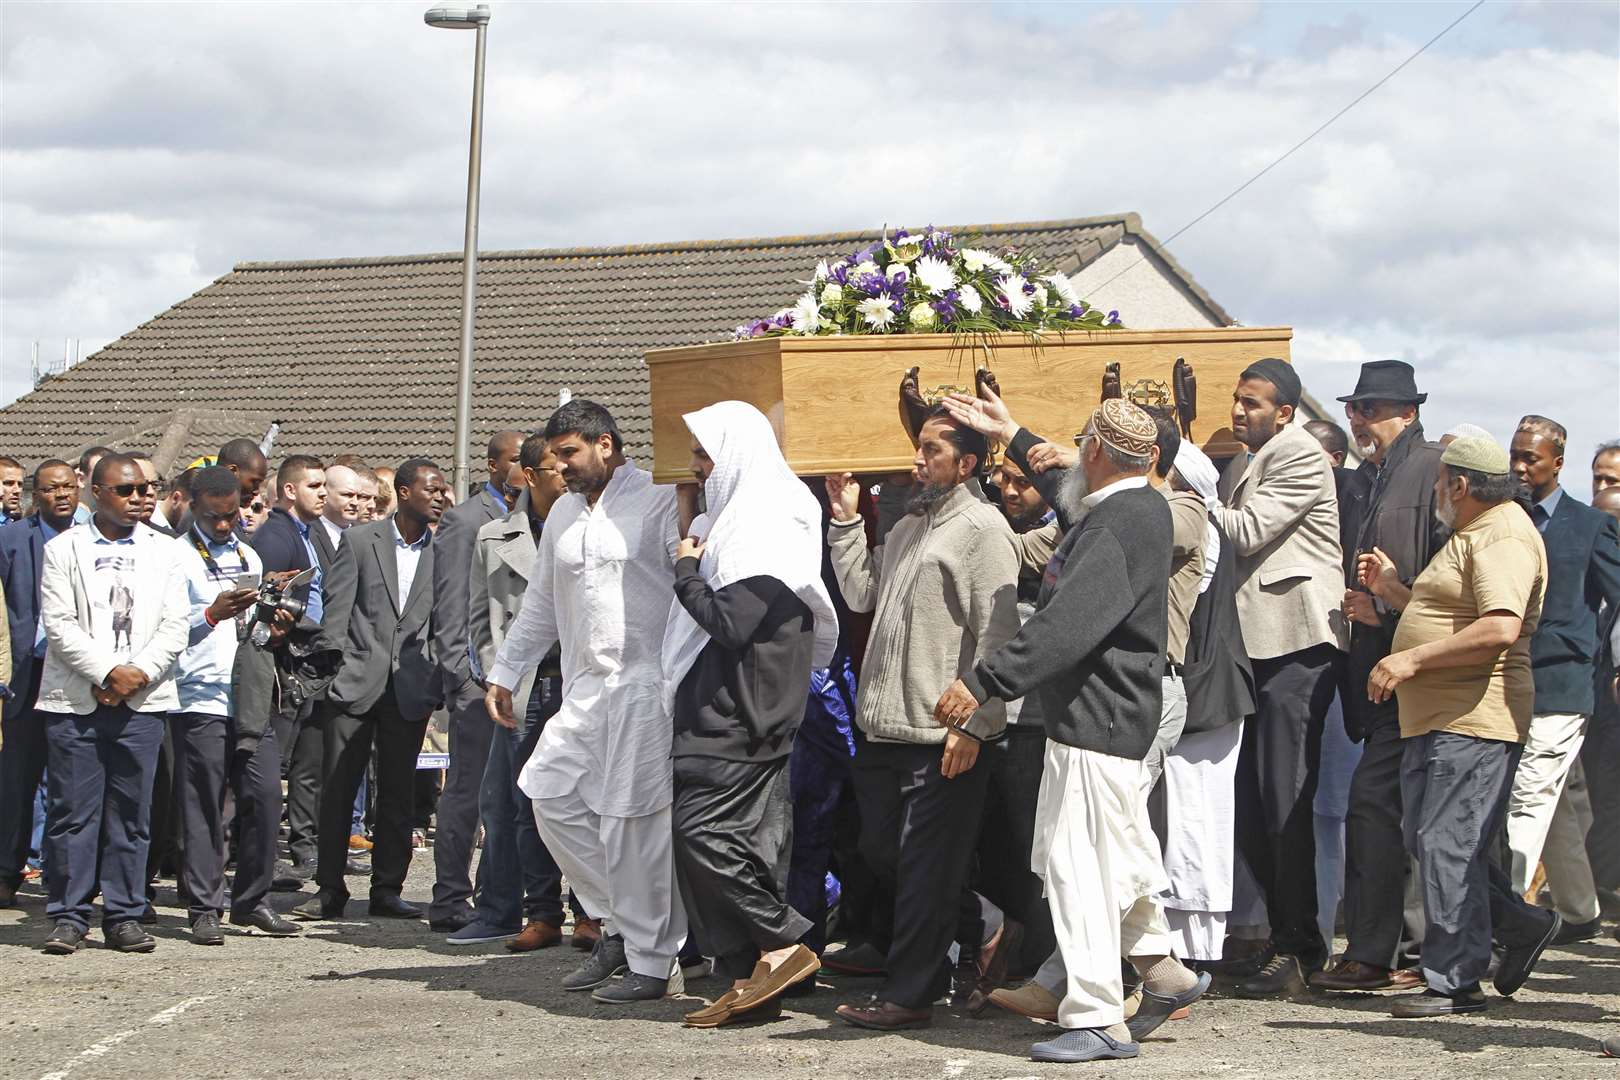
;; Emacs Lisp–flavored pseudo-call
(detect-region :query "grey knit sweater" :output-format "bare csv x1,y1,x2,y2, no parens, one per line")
827,482,1020,744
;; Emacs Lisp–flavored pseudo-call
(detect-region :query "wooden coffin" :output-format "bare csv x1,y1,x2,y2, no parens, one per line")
645,327,1292,482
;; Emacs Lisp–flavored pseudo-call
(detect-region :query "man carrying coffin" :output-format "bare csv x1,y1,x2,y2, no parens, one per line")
664,401,840,1028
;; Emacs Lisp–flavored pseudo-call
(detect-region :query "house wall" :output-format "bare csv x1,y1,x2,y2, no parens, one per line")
1068,237,1225,330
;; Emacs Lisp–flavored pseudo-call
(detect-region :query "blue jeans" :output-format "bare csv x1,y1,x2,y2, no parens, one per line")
473,677,580,930
44,706,165,930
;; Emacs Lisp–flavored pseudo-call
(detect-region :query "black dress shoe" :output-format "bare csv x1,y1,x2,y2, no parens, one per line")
0,881,18,908
44,922,85,955
191,913,225,946
344,859,370,876
138,902,159,926
1495,911,1561,997
231,905,301,937
291,892,347,921
1551,916,1601,946
429,908,475,933
369,894,424,919
271,862,305,892
1392,987,1486,1018
106,920,157,953
290,860,318,881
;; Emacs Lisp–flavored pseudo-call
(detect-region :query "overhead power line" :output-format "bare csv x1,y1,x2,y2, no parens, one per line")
1091,0,1487,296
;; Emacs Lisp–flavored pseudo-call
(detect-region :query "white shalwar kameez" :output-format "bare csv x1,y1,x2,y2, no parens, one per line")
487,460,687,978
1160,720,1243,959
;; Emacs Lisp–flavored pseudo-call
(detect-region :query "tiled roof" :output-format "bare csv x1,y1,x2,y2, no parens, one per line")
0,213,1229,471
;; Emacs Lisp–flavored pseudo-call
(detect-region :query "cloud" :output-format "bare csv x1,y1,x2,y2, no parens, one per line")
2,1,1615,493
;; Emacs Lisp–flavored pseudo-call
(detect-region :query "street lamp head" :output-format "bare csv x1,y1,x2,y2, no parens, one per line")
424,4,490,28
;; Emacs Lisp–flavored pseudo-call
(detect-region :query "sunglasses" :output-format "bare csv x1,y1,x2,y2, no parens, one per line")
106,482,154,498
247,502,267,513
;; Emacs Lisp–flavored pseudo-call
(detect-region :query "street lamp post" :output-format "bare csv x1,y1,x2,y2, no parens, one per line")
425,3,492,498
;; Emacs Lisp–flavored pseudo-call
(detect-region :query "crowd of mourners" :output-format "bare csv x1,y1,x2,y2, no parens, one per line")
1,356,1618,1063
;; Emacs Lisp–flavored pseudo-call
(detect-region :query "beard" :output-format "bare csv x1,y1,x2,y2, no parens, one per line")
906,482,955,516
563,455,612,496
1056,466,1091,523
1435,483,1457,529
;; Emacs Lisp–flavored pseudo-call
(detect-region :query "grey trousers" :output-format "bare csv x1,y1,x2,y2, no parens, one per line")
1400,731,1550,994
430,683,494,921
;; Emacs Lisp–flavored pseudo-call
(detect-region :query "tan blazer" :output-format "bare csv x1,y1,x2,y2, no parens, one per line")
1216,423,1347,661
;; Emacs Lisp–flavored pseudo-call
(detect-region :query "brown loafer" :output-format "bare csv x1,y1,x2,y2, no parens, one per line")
507,919,562,952
570,917,601,951
988,981,1059,1022
835,999,933,1031
685,990,783,1029
731,944,820,1014
1310,959,1415,993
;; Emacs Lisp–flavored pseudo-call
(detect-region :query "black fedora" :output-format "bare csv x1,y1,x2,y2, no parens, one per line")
1337,359,1426,404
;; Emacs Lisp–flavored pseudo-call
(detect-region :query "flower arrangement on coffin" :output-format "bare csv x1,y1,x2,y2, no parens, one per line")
733,225,1123,341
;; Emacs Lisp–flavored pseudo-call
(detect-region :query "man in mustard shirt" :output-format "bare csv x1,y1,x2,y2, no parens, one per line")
1358,436,1560,1018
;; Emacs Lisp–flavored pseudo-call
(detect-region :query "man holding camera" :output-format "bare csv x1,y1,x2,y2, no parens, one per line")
169,466,301,944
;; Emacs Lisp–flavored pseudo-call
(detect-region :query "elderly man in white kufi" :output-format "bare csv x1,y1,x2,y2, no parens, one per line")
485,400,687,1005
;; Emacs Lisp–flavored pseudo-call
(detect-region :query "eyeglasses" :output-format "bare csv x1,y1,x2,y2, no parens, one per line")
1344,400,1397,420
106,482,154,498
1072,431,1097,448
247,502,266,513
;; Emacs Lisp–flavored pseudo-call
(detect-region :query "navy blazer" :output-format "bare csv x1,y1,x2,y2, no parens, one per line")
1530,492,1620,715
0,515,52,717
247,507,336,622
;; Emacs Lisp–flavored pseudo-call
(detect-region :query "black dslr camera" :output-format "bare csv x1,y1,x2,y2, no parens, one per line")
246,565,315,647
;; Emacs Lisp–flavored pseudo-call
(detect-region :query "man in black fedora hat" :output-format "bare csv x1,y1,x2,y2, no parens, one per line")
1313,359,1450,994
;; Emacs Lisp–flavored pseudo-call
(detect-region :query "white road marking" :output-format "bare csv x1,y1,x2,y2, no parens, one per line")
943,1059,969,1078
38,995,215,1080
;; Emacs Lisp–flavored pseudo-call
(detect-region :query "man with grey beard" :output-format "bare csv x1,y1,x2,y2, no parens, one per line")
824,404,1019,1032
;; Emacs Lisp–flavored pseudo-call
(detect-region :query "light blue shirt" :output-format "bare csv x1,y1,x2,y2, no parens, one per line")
483,481,509,513
72,504,91,525
291,515,325,625
176,527,263,716
391,519,430,607
1532,486,1563,533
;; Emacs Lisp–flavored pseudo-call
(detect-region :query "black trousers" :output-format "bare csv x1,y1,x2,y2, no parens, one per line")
315,691,429,902
974,725,1056,977
1342,720,1421,968
171,712,281,919
145,720,177,892
0,662,48,888
852,740,991,1010
1235,643,1336,965
1584,704,1620,890
277,698,324,868
430,682,493,922
672,754,813,982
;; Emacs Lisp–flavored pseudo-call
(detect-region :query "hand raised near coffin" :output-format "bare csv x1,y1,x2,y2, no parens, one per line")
1102,361,1122,401
1173,357,1197,438
899,366,929,449
824,473,862,523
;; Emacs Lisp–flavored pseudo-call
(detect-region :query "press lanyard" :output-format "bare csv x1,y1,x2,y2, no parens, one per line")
190,528,248,581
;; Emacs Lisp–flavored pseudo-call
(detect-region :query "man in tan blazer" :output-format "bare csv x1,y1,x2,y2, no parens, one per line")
1216,358,1346,999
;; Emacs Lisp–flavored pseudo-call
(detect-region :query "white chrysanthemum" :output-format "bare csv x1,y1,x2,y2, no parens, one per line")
791,291,822,335
1044,271,1080,307
959,286,983,314
886,263,908,281
820,283,843,306
908,304,937,330
1033,283,1049,309
852,260,880,279
961,248,1010,274
856,296,897,330
814,260,830,282
996,274,1033,318
913,255,957,296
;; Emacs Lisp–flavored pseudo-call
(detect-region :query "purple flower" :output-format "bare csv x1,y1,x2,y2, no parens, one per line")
1106,310,1120,325
828,263,850,286
856,273,886,298
892,228,911,242
1067,304,1085,319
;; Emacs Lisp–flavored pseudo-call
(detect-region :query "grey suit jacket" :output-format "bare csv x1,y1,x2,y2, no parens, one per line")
321,518,441,720
470,492,540,714
1216,423,1347,661
431,486,504,700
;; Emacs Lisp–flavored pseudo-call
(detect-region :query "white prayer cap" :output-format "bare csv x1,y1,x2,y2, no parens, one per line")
1173,442,1220,506
1445,422,1491,442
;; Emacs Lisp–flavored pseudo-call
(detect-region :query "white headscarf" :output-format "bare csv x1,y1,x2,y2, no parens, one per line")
660,401,840,708
1173,441,1222,594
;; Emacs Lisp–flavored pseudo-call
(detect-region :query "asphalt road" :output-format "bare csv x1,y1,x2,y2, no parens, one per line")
3,859,1616,1080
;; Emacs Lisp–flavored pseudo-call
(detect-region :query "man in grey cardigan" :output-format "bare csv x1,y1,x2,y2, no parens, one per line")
824,405,1020,1032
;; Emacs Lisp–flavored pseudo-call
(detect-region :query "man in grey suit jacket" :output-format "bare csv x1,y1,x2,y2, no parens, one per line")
429,431,523,931
294,459,449,922
1216,359,1346,998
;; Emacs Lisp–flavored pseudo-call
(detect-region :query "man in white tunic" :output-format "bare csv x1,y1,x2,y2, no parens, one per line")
484,400,687,1004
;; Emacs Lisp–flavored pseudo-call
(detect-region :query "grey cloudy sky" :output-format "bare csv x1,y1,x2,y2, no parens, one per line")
3,0,1617,494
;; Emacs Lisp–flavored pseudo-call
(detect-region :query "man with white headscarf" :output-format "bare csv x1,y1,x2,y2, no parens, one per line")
1158,439,1252,963
484,400,686,1005
662,401,840,1029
